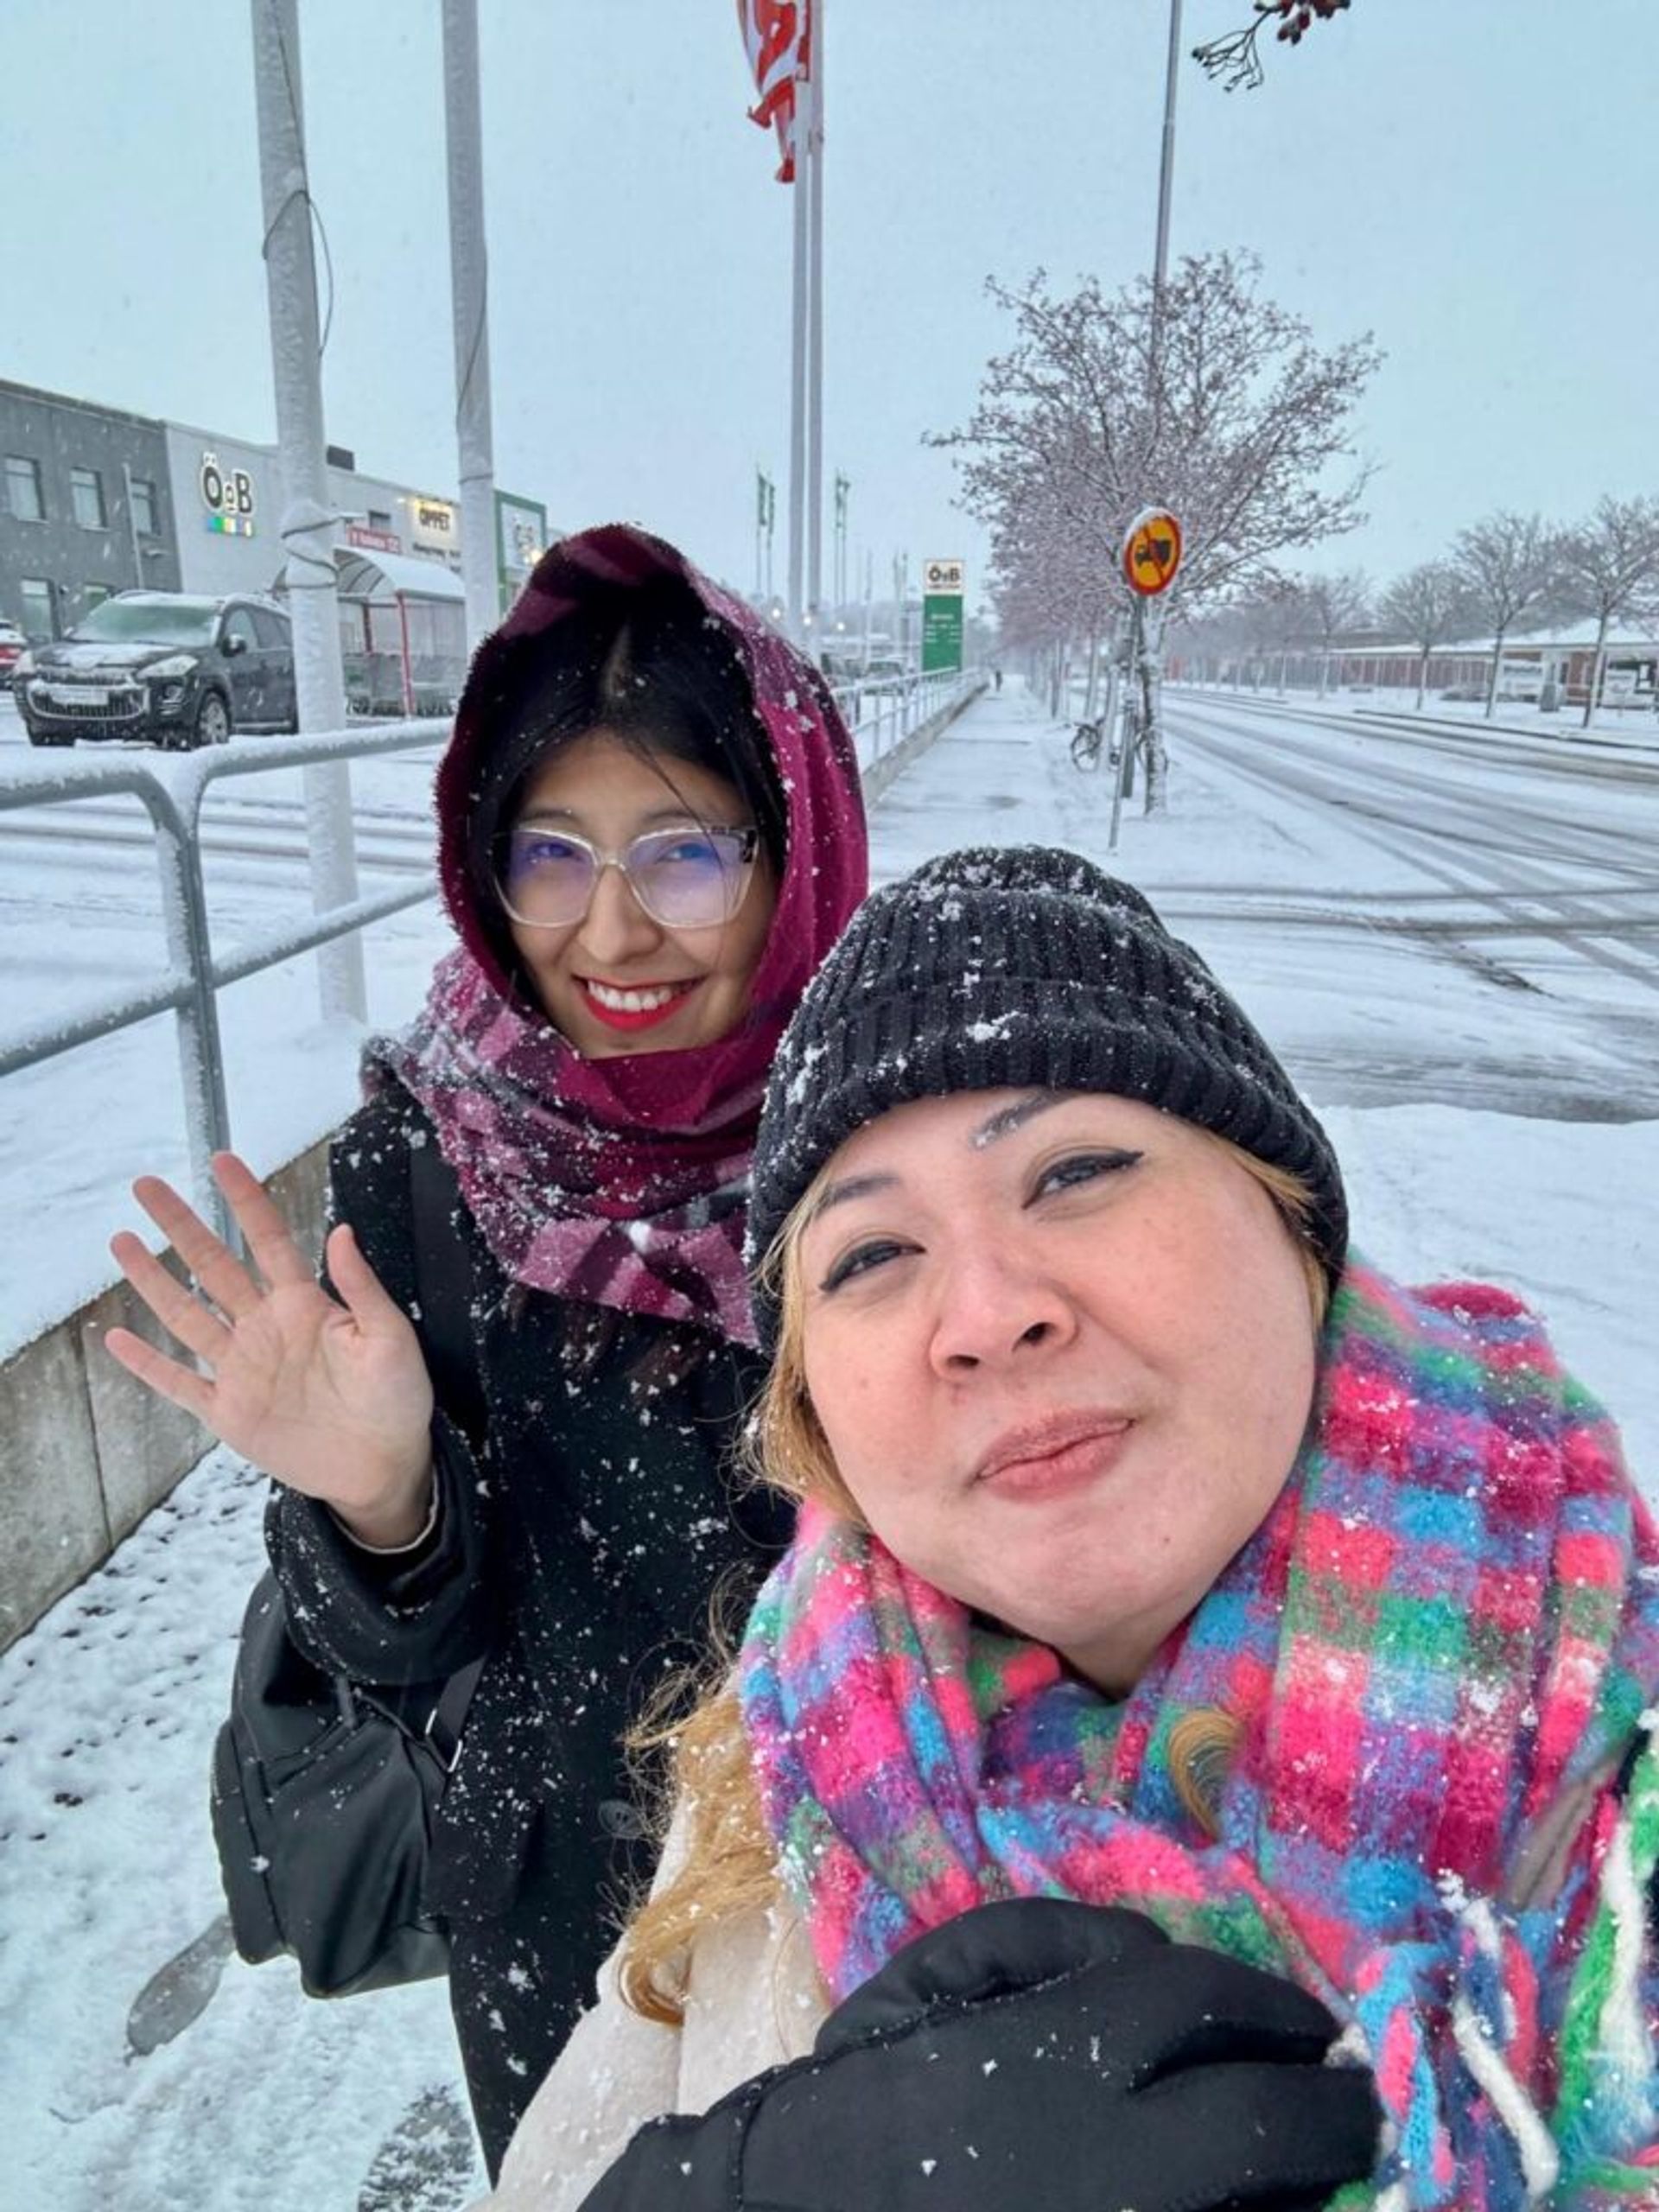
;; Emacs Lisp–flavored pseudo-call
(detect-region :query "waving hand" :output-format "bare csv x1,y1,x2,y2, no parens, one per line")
105,1153,435,1546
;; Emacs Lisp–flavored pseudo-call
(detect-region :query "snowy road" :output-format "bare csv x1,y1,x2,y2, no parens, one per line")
1161,689,1659,1119
5,679,1659,2211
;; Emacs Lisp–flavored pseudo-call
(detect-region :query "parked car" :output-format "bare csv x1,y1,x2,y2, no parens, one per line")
861,656,910,692
13,592,297,749
0,618,25,689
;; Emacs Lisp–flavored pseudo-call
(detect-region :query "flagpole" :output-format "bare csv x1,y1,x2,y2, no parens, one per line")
804,0,824,647
785,45,809,644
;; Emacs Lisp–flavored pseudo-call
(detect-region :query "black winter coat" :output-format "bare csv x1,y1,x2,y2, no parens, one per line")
267,1084,791,1933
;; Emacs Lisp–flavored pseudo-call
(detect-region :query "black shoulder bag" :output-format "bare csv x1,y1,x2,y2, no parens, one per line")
209,1137,488,1999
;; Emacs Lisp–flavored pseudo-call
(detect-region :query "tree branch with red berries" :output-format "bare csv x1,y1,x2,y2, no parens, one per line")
1194,0,1351,93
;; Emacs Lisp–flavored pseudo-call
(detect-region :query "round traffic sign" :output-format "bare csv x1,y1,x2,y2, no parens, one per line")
1121,507,1183,597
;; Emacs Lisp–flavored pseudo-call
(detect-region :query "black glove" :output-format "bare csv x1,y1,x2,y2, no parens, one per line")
579,1897,1380,2212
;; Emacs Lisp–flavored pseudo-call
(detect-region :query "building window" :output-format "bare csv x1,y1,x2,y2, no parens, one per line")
5,455,44,521
129,476,157,537
70,467,107,530
19,578,55,639
368,508,392,530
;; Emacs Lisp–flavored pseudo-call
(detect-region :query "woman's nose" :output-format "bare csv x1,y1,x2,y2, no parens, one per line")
927,1249,1077,1377
575,861,664,963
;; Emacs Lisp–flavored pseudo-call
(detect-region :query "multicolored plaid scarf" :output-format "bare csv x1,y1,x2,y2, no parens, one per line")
740,1259,1659,2209
371,948,765,1343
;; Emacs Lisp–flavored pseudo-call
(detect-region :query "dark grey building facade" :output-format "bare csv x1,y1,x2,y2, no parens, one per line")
1,381,181,638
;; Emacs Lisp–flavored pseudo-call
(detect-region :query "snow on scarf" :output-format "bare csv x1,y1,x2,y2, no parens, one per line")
740,1258,1659,2209
369,946,766,1342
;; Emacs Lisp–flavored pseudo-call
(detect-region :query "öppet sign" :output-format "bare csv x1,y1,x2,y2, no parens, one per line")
1121,507,1183,597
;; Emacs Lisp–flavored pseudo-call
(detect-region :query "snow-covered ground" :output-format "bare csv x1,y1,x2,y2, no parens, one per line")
4,677,1657,2210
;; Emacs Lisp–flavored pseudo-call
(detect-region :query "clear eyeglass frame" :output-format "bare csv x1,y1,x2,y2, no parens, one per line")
495,821,762,931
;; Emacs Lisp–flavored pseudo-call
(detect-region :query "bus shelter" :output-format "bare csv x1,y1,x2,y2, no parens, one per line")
330,547,467,718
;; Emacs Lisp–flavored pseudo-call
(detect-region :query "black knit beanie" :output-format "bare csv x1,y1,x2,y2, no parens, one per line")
746,844,1346,1351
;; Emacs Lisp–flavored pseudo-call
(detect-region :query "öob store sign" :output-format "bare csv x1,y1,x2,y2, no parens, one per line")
922,556,964,673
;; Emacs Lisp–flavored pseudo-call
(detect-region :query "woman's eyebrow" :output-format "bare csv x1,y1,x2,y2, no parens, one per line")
809,1171,898,1220
811,1094,1065,1217
971,1091,1065,1148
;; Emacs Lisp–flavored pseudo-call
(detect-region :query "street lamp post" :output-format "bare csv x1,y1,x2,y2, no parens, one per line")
833,472,850,615
1131,0,1184,817
1149,0,1183,399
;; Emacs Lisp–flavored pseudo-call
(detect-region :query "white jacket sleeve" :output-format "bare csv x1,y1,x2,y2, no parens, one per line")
471,1827,825,2211
476,1941,683,2212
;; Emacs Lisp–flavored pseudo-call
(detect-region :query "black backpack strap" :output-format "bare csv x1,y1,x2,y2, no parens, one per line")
407,1131,488,1451
424,1656,486,1771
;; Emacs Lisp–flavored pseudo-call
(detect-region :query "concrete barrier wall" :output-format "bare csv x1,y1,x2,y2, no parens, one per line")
0,677,983,1654
0,1139,331,1651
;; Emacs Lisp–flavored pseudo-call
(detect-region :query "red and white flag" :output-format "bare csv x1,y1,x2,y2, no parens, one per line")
735,0,810,182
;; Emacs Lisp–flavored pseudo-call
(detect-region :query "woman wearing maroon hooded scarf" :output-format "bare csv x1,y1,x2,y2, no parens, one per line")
105,524,868,2173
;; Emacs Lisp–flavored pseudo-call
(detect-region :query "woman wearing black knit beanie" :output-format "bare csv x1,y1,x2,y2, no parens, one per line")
481,845,1659,2212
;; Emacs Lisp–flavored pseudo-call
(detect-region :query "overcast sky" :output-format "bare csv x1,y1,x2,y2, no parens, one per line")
10,1,1657,615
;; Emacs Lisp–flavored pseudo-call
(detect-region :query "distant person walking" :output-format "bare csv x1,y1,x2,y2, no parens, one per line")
105,524,868,2177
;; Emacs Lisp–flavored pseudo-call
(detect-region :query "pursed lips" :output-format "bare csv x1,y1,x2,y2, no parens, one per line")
971,1411,1135,1489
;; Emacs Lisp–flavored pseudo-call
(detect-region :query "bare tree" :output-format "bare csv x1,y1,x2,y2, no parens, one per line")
934,252,1379,809
1300,568,1371,695
1452,511,1560,719
1236,574,1319,694
1553,494,1659,727
1377,562,1474,711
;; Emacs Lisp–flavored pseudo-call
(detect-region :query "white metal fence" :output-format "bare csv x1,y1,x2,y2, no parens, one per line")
0,670,980,1244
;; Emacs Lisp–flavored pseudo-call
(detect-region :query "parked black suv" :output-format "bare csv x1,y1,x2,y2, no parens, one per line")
14,592,298,749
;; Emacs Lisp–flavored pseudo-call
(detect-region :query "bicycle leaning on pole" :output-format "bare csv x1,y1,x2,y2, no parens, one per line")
1069,715,1117,772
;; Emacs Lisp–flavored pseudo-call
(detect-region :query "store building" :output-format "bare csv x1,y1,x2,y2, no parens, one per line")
160,419,464,601
3,377,549,652
1,381,181,637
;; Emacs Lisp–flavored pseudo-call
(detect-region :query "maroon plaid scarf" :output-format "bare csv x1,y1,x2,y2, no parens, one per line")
373,946,770,1342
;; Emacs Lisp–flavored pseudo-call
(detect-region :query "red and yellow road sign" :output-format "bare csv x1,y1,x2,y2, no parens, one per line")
1121,507,1184,597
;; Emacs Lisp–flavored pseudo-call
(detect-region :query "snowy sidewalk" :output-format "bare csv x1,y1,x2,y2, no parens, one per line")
4,677,1656,2211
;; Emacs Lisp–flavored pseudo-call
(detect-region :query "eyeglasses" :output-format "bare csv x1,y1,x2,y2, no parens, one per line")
496,822,762,931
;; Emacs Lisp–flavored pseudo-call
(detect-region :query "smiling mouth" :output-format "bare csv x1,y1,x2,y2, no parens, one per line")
577,976,701,1029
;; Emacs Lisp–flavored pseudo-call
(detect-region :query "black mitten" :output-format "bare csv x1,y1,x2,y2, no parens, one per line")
581,1898,1380,2212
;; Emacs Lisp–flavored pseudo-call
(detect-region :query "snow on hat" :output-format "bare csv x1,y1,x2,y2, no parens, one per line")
745,844,1346,1351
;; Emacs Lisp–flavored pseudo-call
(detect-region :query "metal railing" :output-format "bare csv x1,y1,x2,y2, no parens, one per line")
830,666,970,766
0,669,982,1246
0,722,448,1238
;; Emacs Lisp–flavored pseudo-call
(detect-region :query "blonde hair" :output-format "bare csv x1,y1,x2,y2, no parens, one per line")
619,1132,1330,2024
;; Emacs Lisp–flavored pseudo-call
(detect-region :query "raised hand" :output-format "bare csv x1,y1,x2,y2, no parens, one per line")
105,1152,435,1546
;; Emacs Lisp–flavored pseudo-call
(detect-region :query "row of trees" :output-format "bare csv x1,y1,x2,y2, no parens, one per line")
935,253,1659,762
1174,496,1659,725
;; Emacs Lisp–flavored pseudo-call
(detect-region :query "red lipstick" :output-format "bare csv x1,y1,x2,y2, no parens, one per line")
577,978,700,1032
